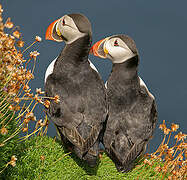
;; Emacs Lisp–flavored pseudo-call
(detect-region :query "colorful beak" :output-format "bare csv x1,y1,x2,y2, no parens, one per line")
90,38,108,58
45,19,63,42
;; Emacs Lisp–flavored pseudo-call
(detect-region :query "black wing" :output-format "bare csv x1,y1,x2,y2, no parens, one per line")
45,67,107,155
104,86,157,171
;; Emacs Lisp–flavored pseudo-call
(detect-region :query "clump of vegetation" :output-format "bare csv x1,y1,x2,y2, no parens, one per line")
143,120,187,180
0,4,58,175
2,135,144,180
2,121,186,179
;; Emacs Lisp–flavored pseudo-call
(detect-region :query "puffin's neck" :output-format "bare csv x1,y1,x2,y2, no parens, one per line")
111,55,139,82
58,35,91,65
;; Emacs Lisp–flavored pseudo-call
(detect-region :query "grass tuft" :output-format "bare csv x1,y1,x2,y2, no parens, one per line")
2,136,164,180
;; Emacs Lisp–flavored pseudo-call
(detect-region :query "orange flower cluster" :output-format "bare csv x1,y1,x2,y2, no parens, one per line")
8,155,17,167
0,4,60,137
40,155,45,161
0,126,8,135
143,120,187,180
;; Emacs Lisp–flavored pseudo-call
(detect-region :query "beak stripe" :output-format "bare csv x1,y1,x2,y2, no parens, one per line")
104,47,109,54
56,28,61,37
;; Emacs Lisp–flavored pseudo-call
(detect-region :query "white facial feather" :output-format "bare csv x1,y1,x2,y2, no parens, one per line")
105,38,135,63
57,15,85,44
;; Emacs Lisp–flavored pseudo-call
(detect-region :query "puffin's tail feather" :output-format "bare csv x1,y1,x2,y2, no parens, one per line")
58,122,101,155
57,125,100,167
83,125,101,153
119,140,146,172
74,140,99,167
83,152,98,167
106,137,146,172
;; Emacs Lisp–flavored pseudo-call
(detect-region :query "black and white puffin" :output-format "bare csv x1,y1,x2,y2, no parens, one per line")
91,34,157,172
44,14,107,167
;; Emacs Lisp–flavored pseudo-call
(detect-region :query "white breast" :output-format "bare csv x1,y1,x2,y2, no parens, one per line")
105,81,108,88
88,59,99,73
139,77,155,99
44,57,57,83
44,58,99,83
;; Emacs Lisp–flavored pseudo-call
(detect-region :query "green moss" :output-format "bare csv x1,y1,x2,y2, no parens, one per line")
3,136,167,180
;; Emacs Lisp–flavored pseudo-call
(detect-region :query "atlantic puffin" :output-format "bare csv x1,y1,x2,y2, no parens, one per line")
91,34,157,172
44,14,107,167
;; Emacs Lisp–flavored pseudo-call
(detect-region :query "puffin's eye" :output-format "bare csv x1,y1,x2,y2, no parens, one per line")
114,40,119,46
62,19,65,26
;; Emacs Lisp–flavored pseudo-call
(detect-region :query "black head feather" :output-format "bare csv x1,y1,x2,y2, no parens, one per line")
68,13,92,37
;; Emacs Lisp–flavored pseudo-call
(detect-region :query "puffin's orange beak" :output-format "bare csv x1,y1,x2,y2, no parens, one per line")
90,38,108,58
45,19,60,41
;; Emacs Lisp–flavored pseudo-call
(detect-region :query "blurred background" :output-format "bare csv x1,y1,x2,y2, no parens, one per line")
1,0,187,152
